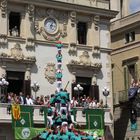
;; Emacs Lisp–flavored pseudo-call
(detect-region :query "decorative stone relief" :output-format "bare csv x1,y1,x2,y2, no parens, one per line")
60,13,67,38
0,0,7,17
0,34,7,45
27,4,35,20
92,46,100,55
36,8,68,41
68,51,102,68
26,38,35,48
89,0,96,5
35,20,40,33
70,11,76,27
0,43,36,64
68,43,77,55
11,43,24,61
40,27,61,41
44,63,56,84
79,51,92,65
94,15,100,30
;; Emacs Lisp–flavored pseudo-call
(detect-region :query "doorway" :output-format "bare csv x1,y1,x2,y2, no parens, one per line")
7,71,24,95
72,76,91,98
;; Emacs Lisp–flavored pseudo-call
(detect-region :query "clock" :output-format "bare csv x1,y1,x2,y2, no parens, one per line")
44,18,57,34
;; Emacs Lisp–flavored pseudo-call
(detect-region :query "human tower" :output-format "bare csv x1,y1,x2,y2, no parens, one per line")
39,42,95,140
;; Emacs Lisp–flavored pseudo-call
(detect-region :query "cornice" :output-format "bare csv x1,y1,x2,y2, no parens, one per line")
111,41,140,55
111,11,140,35
8,0,118,19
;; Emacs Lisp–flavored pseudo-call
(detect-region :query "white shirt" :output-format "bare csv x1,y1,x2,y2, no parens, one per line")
26,98,33,105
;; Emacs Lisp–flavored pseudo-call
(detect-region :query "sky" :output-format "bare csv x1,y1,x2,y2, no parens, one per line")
129,0,140,13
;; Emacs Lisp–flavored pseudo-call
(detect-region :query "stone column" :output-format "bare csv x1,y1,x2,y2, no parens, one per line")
0,0,7,34
68,11,77,54
27,4,34,37
93,15,100,48
25,4,35,44
87,17,94,46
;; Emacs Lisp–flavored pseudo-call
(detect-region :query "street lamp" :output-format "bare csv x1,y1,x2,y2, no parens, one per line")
31,81,40,99
0,78,9,102
74,84,83,101
102,87,109,108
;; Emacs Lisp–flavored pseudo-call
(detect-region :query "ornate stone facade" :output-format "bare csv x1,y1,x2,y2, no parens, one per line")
0,0,117,139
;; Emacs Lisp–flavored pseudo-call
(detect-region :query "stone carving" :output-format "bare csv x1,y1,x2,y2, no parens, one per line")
68,51,102,68
70,11,76,27
68,43,77,55
27,4,35,20
1,0,7,17
26,38,35,48
0,34,7,45
94,15,100,30
89,0,96,5
25,56,36,61
92,46,100,55
35,8,68,40
35,20,40,33
40,27,61,41
0,52,8,57
60,13,67,37
79,51,91,65
45,63,56,84
11,43,24,61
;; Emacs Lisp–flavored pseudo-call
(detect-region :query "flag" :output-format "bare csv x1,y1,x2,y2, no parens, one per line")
85,109,104,136
12,105,34,128
12,104,21,120
15,127,45,140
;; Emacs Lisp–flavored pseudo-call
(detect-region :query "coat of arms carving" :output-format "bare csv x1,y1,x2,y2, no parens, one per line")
45,63,56,84
11,43,24,61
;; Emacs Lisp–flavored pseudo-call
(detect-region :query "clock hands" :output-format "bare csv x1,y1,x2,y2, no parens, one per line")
50,23,56,31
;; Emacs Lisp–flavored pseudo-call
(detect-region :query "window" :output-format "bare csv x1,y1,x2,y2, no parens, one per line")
77,22,87,45
130,31,135,42
125,33,129,43
125,31,135,43
9,12,21,37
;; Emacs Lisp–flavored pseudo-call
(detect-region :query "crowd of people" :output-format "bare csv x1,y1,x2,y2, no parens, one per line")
0,89,105,140
0,91,104,109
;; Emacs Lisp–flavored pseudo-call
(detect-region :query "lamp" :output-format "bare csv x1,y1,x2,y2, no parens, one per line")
0,78,9,102
31,81,40,99
74,84,83,101
102,87,109,108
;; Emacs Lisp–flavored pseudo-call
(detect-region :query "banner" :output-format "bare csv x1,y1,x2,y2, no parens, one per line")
15,127,45,140
12,105,34,128
85,109,104,136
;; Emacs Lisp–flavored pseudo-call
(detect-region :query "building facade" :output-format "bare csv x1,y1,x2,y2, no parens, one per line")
0,0,117,139
111,1,140,139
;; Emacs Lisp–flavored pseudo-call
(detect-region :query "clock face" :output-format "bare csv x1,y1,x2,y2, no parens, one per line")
44,18,57,34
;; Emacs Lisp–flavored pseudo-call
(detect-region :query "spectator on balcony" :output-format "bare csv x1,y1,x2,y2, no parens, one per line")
35,96,40,105
26,95,33,105
97,99,104,108
44,95,50,106
40,95,44,105
19,92,26,105
70,97,78,108
11,26,19,37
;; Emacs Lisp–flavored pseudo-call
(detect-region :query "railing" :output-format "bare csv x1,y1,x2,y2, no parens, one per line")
0,103,113,126
113,90,128,105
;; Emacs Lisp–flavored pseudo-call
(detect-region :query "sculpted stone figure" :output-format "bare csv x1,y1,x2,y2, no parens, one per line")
79,51,91,65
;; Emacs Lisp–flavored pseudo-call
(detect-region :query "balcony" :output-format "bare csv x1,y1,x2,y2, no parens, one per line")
0,103,113,126
113,90,129,105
